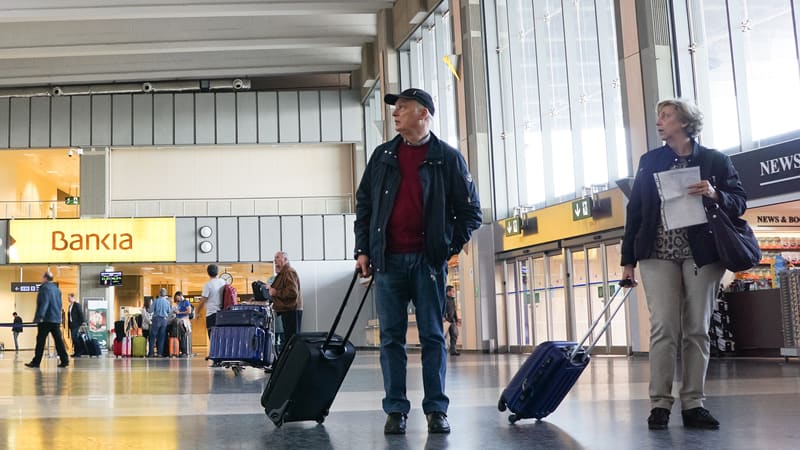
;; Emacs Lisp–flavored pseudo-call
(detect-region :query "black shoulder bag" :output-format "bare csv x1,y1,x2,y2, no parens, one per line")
705,203,761,272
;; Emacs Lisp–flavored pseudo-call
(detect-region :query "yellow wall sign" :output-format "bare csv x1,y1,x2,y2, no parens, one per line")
8,218,176,263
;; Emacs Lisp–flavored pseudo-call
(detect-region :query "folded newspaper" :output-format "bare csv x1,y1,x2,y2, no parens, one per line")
653,166,707,230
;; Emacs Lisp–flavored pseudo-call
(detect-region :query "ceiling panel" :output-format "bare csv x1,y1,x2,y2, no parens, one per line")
0,1,393,87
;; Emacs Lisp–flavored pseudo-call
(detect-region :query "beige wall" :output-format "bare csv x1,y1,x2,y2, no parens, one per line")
0,156,59,218
109,145,354,201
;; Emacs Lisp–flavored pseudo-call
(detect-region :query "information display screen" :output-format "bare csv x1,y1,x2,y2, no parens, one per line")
99,271,123,286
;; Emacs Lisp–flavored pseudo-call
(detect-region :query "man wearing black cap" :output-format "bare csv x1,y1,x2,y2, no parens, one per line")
354,88,482,434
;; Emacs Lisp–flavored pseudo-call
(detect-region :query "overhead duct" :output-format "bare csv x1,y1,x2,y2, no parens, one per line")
209,78,251,91
0,87,53,98
0,78,250,98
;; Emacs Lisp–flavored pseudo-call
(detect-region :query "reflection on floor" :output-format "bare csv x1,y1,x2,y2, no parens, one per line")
0,350,798,449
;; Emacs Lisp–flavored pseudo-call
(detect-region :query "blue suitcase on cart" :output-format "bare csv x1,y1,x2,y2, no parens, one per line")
499,280,633,423
208,326,273,365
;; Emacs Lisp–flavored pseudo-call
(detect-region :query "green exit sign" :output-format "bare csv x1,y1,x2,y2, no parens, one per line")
504,216,522,236
572,198,592,221
65,196,80,205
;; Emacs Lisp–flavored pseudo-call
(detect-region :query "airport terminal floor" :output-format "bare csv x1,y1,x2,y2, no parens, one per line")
0,351,798,450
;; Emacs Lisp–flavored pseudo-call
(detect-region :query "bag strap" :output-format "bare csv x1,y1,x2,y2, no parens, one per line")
323,269,373,351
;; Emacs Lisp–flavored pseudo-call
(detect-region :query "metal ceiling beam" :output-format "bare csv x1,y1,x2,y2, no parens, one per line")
0,37,367,59
0,1,395,23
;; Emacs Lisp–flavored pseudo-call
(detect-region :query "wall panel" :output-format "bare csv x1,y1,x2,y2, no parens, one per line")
112,94,132,146
7,89,361,149
29,97,50,147
278,91,299,143
9,97,30,148
0,98,8,148
215,92,236,144
90,95,111,146
153,94,174,145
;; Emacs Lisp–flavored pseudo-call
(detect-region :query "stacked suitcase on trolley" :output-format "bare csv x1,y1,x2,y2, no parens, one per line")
709,290,736,356
779,269,800,361
208,304,276,375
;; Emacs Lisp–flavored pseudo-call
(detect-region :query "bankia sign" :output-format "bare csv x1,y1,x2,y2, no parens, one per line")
730,139,800,201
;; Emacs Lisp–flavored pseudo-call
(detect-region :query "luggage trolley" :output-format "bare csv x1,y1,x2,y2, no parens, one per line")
207,303,278,376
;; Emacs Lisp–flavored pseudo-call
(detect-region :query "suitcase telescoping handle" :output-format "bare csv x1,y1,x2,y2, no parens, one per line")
569,279,634,361
322,269,374,353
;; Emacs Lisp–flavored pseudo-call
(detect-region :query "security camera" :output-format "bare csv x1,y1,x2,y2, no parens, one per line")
232,78,244,90
68,149,73,157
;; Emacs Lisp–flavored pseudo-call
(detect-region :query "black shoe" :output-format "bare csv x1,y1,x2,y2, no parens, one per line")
58,361,69,368
682,407,720,430
426,411,451,434
450,351,460,356
384,413,407,435
648,407,670,430
24,362,39,368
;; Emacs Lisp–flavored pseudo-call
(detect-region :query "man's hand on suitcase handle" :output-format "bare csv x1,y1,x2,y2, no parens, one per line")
356,255,372,278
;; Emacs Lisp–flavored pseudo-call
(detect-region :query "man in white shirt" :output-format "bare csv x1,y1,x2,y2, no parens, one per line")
197,264,226,339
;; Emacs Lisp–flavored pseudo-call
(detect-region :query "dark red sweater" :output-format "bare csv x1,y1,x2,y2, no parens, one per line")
386,141,429,254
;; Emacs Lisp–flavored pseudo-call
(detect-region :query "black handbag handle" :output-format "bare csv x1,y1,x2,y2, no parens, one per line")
322,269,374,352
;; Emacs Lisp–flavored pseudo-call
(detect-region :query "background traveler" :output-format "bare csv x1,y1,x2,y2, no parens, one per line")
12,312,23,352
621,98,747,431
444,286,460,356
269,251,302,343
25,272,69,368
149,288,171,357
197,264,226,340
354,88,482,435
174,291,192,356
67,293,85,357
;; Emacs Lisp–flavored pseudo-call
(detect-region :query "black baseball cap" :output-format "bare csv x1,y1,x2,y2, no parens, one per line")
384,88,435,116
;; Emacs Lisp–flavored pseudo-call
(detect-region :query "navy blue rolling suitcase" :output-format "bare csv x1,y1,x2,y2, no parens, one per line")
499,280,633,423
215,307,270,328
208,326,274,365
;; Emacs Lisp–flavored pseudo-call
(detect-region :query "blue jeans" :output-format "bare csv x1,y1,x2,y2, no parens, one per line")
375,252,448,415
149,317,167,357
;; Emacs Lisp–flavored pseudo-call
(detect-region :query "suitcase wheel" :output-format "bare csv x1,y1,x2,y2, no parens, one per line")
316,417,325,424
497,398,507,412
508,414,519,425
269,411,284,427
232,366,243,376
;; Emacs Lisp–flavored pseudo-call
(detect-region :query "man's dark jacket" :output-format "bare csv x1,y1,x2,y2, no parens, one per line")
34,282,63,324
355,132,482,272
621,141,747,268
69,301,85,330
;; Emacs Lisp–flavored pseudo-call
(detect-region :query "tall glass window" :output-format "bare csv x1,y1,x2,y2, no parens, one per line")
398,3,459,148
363,84,383,163
677,0,800,151
485,0,627,215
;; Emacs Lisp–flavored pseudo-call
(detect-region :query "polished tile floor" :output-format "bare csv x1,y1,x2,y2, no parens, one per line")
0,349,798,450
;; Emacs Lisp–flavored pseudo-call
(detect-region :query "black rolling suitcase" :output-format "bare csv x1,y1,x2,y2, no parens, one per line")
499,280,633,423
261,270,372,427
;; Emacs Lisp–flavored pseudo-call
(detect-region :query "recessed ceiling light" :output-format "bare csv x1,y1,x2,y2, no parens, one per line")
23,153,35,157
141,267,156,271
47,170,59,174
151,272,164,275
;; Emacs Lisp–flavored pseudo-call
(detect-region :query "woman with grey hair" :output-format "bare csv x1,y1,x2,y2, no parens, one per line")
620,98,747,431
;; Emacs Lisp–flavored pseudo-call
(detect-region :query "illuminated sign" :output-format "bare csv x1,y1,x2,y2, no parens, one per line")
8,218,176,263
11,282,58,293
